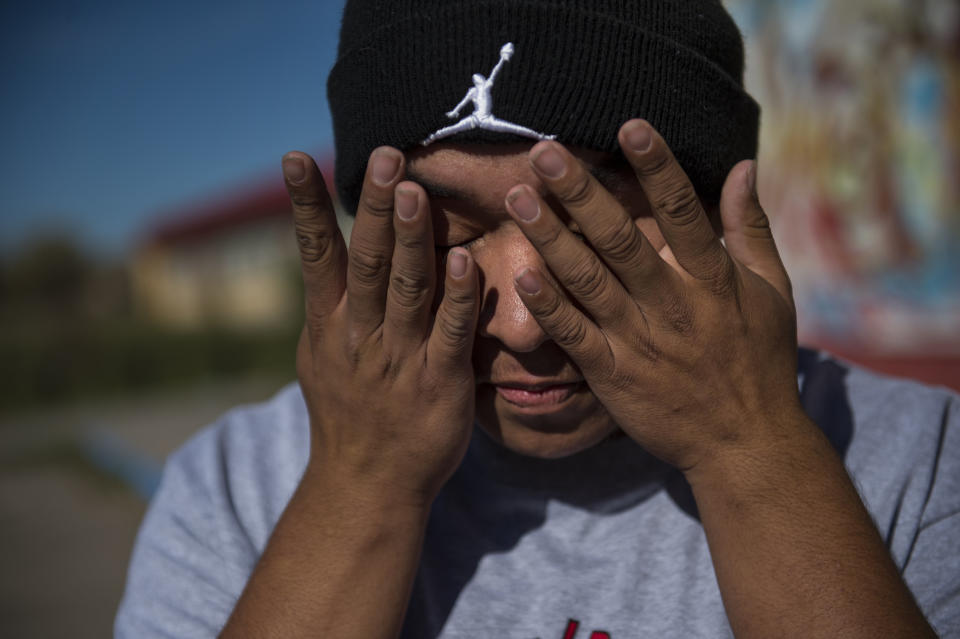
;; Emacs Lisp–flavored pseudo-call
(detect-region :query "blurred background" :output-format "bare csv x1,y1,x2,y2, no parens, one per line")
1,0,958,636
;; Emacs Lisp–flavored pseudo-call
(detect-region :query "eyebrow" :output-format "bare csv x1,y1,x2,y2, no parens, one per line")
406,158,632,203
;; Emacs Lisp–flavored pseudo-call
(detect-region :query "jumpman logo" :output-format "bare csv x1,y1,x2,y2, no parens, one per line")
421,42,556,145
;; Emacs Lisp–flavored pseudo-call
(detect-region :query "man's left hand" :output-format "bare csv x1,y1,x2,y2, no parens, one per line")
505,119,803,473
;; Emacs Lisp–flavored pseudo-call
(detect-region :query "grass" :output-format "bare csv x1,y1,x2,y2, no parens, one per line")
0,316,301,414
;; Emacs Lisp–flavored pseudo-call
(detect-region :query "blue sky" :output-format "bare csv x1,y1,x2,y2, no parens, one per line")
0,0,345,258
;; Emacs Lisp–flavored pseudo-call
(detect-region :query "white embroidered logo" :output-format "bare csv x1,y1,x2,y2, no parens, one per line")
421,42,556,146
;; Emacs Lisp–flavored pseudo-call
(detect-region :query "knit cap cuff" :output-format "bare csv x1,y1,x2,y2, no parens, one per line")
329,1,760,213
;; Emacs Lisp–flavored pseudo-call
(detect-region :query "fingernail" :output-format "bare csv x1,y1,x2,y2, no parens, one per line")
515,268,541,295
396,188,418,220
531,146,566,179
747,160,758,196
449,249,468,279
507,187,540,222
624,121,652,152
282,156,306,184
372,150,401,186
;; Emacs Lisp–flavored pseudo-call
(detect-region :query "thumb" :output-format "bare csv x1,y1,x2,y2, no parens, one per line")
720,160,792,305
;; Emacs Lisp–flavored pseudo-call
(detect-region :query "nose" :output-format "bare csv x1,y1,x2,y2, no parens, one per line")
474,229,551,353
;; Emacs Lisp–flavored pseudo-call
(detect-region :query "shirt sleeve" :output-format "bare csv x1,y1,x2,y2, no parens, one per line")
114,422,259,638
902,394,960,637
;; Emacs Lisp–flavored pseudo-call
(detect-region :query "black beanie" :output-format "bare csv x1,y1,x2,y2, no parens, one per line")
328,0,760,213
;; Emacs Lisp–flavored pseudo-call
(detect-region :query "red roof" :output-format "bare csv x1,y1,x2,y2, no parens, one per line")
143,154,336,248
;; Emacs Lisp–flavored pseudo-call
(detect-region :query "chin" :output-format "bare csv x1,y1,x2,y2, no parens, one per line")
474,383,619,459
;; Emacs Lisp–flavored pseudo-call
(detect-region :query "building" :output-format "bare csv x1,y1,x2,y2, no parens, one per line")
130,157,347,331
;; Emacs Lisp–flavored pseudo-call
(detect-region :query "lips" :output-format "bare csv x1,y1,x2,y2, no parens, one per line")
493,381,584,408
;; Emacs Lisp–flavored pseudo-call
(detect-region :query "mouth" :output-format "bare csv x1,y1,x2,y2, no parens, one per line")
492,381,585,409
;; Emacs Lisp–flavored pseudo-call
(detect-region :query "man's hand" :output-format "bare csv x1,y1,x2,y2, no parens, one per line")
503,120,935,638
285,147,480,504
503,119,800,473
221,150,480,639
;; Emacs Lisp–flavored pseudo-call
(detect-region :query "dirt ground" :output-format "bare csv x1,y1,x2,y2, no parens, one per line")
0,375,292,638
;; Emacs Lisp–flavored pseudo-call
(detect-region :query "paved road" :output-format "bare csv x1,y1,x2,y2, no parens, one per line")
0,374,292,638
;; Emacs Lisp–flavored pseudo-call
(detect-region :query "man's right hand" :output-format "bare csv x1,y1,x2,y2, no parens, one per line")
220,148,476,638
282,147,480,506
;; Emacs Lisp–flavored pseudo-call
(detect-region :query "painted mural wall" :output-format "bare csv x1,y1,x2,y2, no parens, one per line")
725,0,960,353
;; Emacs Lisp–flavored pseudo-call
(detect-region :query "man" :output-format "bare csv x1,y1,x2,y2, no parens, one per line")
116,1,960,637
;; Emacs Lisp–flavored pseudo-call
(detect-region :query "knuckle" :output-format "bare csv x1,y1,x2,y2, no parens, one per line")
349,244,389,285
345,325,373,361
359,190,394,218
289,192,324,211
661,295,695,335
294,222,338,265
625,318,660,363
564,257,609,302
654,184,702,227
633,147,673,178
741,208,773,239
636,333,661,362
442,282,476,310
554,312,589,348
435,310,473,347
535,288,565,320
539,296,588,347
376,351,401,380
389,269,431,308
746,206,772,230
395,230,428,252
559,171,596,209
596,216,645,264
537,223,566,254
704,257,738,298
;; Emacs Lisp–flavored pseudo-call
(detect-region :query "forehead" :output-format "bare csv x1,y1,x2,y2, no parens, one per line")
405,143,534,207
404,142,636,212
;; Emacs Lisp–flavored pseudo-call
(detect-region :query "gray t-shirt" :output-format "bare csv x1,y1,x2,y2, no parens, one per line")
115,349,960,637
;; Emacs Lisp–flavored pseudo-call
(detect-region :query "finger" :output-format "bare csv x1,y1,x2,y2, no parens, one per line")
513,267,612,374
346,146,405,333
505,183,633,329
283,151,347,323
384,181,435,349
527,140,676,302
428,248,480,373
720,160,793,306
619,120,734,287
